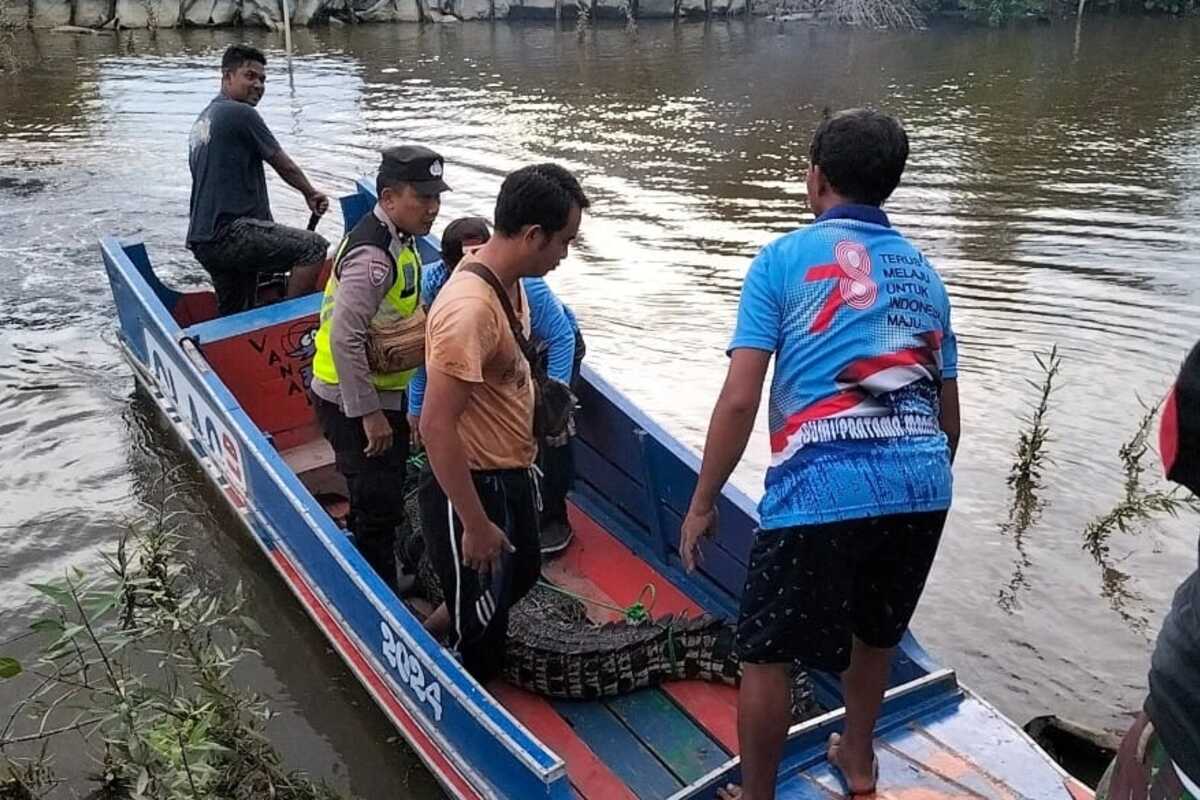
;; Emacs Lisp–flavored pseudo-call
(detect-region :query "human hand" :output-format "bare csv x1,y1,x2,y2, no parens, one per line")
406,414,422,450
461,519,515,575
680,503,718,573
306,191,330,217
361,410,393,457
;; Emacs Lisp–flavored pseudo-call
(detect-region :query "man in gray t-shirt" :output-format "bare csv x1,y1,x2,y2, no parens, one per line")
186,44,330,317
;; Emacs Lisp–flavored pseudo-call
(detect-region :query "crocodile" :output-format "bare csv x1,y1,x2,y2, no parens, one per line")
393,472,819,717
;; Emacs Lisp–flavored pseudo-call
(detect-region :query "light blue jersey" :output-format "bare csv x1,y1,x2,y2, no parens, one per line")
730,205,958,529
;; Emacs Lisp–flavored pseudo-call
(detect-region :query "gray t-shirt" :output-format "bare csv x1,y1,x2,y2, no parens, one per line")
186,94,280,245
1146,548,1200,785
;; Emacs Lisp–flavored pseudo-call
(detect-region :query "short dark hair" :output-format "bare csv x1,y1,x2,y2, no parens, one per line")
222,44,266,75
376,174,413,198
441,217,491,270
808,109,908,207
493,164,589,238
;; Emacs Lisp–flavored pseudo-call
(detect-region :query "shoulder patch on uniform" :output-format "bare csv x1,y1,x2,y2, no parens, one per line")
369,261,390,287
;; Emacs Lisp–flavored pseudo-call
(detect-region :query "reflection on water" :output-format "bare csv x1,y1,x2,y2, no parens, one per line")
2,16,1200,792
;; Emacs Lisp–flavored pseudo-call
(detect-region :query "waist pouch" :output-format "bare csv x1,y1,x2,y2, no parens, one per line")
366,305,427,373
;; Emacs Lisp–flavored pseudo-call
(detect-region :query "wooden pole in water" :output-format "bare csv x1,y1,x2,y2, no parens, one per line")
281,0,293,59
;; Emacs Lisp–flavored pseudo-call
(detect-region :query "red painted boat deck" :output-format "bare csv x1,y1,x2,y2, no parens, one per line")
489,503,740,799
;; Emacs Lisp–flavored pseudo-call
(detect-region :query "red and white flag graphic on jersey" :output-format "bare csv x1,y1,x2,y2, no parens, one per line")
769,331,944,463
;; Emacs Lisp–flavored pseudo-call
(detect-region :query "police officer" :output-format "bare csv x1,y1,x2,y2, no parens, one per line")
310,145,448,593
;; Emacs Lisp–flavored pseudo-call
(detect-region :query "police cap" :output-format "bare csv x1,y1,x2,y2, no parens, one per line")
378,145,450,194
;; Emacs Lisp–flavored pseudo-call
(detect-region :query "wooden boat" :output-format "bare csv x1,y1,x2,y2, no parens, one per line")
99,180,1094,800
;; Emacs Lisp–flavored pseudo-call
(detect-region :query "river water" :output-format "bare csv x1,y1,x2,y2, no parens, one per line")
2,15,1199,797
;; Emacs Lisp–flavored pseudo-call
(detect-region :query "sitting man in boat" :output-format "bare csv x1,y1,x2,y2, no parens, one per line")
419,164,588,680
310,145,449,594
1096,340,1200,800
186,44,331,317
681,109,960,800
407,216,586,558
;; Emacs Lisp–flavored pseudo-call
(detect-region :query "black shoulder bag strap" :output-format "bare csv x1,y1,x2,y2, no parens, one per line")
460,261,538,366
460,261,575,439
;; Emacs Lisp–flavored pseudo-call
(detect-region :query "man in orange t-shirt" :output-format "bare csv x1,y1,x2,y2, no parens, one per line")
418,164,589,680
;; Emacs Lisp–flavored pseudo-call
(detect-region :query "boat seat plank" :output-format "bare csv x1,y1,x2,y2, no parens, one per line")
604,689,730,785
881,722,1025,800
908,698,1080,800
280,435,346,500
553,699,682,799
655,682,738,756
559,504,741,752
280,435,335,475
489,682,637,800
798,744,1000,800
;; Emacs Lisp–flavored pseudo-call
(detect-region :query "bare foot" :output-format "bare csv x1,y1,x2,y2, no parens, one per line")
827,733,878,795
715,784,743,800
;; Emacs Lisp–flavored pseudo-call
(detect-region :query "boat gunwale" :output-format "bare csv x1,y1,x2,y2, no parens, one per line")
119,342,497,798
664,667,964,800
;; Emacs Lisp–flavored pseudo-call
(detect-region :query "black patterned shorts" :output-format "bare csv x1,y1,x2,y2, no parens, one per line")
736,510,947,672
190,217,329,315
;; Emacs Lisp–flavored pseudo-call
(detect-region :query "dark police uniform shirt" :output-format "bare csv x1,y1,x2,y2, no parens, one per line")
186,94,280,246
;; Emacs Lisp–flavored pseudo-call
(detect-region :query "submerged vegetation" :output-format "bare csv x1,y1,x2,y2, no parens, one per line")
1082,401,1200,629
0,475,347,800
998,347,1061,612
998,347,1198,628
1083,400,1200,561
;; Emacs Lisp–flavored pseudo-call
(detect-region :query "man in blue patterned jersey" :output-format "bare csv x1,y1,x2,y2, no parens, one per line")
681,108,961,800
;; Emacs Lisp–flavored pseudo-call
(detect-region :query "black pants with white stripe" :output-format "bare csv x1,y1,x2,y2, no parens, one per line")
418,467,542,681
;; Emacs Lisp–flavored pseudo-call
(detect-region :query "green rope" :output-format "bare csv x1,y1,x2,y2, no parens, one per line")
665,620,678,675
536,580,656,624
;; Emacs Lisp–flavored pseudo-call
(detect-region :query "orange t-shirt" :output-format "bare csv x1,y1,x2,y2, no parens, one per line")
424,264,536,470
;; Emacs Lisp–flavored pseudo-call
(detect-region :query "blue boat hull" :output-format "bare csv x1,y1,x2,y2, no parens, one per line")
98,181,1092,800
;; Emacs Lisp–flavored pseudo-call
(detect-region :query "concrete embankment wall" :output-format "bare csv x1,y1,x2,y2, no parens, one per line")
2,0,755,30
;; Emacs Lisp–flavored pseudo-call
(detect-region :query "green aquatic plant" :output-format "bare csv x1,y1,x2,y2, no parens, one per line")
998,346,1062,611
1081,398,1200,633
0,475,345,800
1082,399,1200,561
993,350,1198,627
1007,345,1061,514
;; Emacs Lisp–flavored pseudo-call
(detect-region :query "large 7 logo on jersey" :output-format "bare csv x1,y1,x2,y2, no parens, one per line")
803,240,877,333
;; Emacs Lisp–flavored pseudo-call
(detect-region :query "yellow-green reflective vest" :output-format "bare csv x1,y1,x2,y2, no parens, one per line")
312,211,421,391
